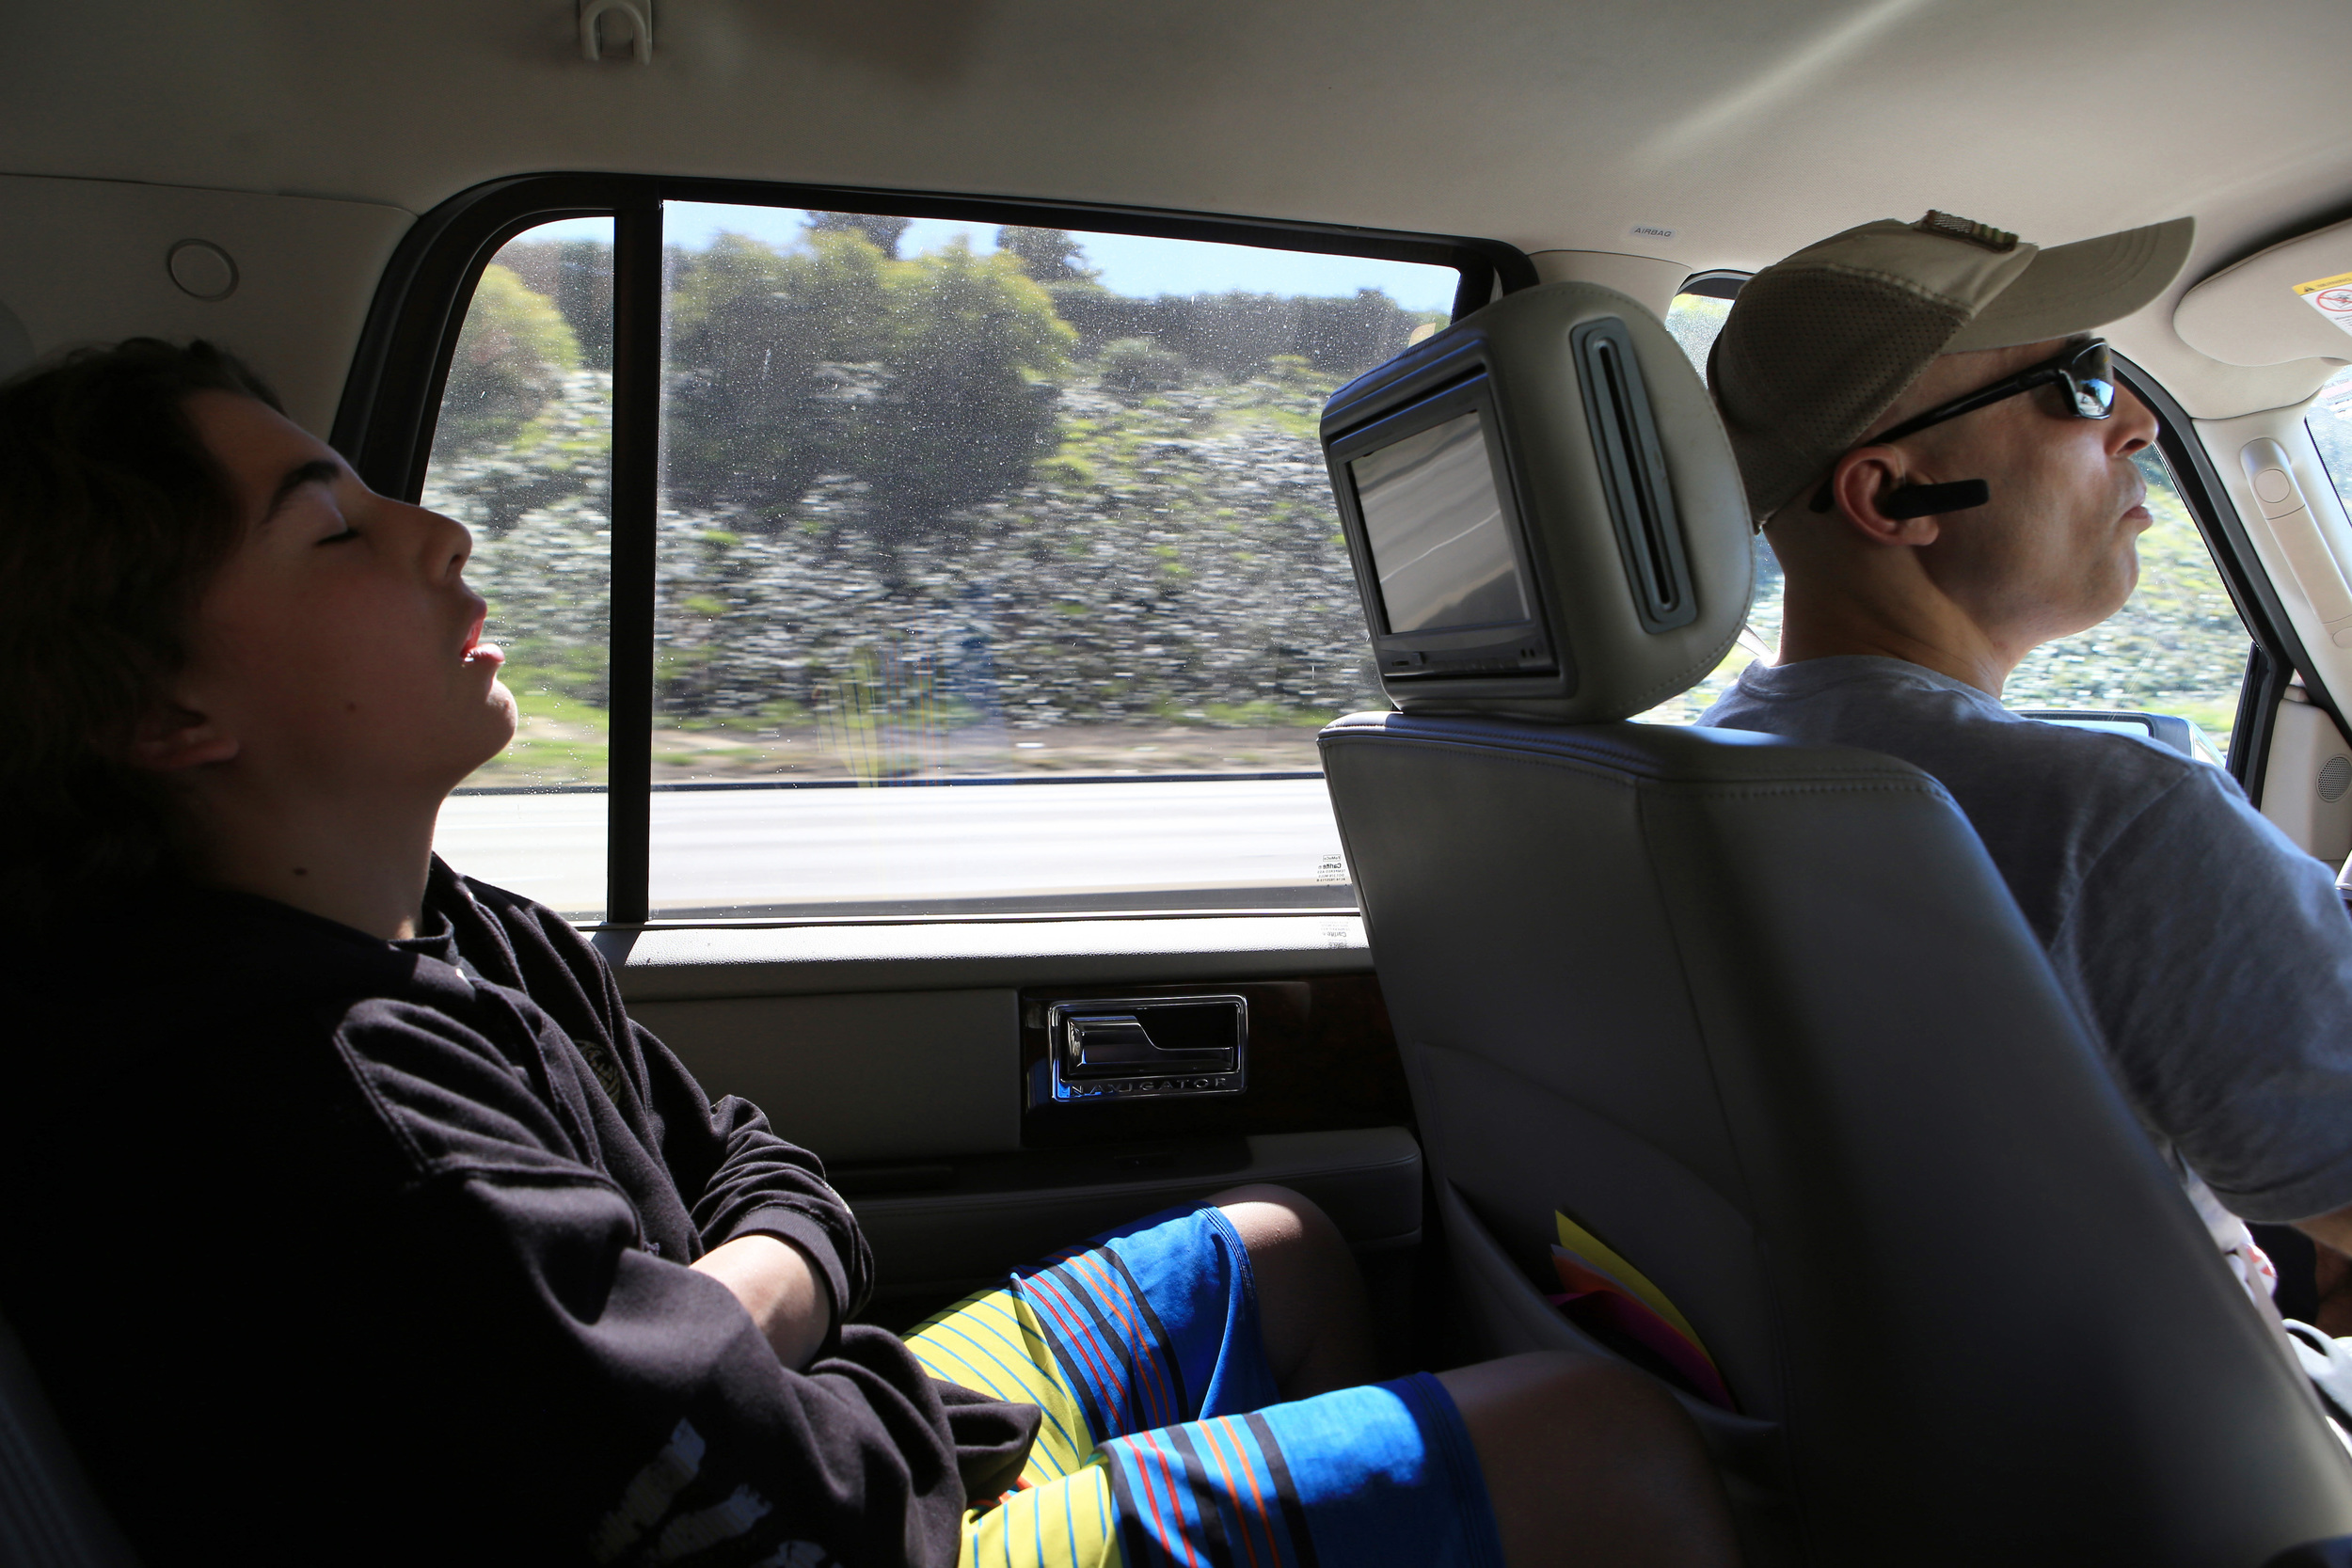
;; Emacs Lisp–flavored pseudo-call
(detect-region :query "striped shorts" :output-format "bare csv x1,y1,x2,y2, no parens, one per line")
907,1202,1504,1568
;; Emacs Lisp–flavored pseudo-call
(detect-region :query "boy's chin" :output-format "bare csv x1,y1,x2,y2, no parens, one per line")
469,689,522,773
433,689,521,788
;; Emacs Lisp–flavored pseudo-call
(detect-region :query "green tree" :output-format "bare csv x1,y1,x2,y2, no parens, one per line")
853,242,1076,539
432,264,580,457
1100,336,1185,395
663,230,892,525
807,212,912,259
995,226,1095,285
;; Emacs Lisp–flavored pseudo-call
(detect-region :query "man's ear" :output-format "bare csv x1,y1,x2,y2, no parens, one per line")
1829,447,1944,547
127,703,239,772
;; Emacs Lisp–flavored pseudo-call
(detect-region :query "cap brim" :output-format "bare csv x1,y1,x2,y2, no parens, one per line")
1945,216,2195,352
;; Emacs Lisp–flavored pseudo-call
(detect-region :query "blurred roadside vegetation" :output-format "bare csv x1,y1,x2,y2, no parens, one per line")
429,245,2255,786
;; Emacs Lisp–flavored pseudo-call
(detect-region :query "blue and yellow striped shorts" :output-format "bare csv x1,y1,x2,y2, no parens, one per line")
907,1202,1505,1568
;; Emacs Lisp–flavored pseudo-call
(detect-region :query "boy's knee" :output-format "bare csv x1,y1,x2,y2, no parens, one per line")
1444,1351,1702,1461
1207,1183,1343,1259
1527,1353,1690,1442
1445,1352,1738,1567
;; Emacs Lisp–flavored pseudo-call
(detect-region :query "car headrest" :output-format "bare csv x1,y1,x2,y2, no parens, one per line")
1319,281,1752,722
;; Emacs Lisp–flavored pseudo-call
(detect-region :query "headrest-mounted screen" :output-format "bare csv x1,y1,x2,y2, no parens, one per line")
1319,281,1751,722
1329,371,1559,683
1354,410,1526,635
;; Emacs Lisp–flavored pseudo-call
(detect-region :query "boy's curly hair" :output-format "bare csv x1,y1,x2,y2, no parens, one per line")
0,339,283,912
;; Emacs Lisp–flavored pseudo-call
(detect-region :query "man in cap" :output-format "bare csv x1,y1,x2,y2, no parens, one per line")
1700,213,2352,1304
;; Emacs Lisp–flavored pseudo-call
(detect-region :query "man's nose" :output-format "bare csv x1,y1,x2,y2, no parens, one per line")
2110,386,2159,455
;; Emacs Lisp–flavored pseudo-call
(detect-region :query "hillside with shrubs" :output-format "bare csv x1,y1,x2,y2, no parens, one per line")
427,221,2255,785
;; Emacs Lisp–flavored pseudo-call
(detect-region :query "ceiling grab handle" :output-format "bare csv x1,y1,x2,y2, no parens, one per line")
580,0,653,64
2242,437,2352,648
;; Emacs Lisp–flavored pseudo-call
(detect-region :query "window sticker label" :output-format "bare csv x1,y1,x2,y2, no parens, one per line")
2295,271,2352,340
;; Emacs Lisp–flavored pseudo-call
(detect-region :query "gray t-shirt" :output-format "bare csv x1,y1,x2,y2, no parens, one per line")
1700,655,2352,1225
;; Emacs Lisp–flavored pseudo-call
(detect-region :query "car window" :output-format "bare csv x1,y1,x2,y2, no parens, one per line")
423,204,1462,921
2002,446,2248,757
2310,364,2352,516
422,219,615,919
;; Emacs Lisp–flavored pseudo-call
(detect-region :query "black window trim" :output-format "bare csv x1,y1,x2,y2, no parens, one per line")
334,172,1536,926
2117,356,2335,799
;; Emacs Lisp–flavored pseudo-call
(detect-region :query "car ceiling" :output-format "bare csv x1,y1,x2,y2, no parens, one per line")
6,0,2350,415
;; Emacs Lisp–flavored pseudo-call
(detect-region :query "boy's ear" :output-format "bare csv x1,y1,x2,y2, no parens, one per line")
127,703,238,772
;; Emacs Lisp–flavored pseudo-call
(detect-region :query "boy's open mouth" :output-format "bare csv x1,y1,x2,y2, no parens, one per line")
462,613,504,669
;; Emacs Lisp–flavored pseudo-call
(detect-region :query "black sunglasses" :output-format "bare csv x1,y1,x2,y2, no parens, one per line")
1807,338,2118,517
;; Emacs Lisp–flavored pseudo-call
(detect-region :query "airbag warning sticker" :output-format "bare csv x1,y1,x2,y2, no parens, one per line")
2296,271,2352,338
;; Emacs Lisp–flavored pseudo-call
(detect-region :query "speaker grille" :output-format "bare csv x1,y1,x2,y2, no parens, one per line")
2320,754,2351,803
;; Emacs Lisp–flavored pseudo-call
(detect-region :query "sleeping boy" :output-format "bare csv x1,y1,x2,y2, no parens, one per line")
0,339,1733,1567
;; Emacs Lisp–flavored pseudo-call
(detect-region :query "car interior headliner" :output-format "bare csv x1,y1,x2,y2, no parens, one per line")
5,0,2349,418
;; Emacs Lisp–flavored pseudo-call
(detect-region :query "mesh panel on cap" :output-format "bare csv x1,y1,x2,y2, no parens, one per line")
1710,265,1968,520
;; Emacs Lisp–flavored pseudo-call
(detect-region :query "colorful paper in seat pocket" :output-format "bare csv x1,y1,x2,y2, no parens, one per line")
1548,1212,1734,1410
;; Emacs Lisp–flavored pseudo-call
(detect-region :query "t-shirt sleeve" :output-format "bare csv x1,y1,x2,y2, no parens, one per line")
2054,768,2352,1223
339,999,964,1567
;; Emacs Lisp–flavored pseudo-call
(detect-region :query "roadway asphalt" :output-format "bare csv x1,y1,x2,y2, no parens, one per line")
432,777,1352,918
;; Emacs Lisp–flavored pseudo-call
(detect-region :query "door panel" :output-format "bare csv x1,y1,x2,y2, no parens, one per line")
1018,974,1410,1147
611,918,1419,1323
629,989,1021,1163
2259,689,2352,864
595,913,1371,999
849,1127,1422,1319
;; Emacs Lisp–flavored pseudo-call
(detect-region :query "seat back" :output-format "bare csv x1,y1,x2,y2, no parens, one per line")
1313,283,2352,1562
0,1309,136,1568
1322,712,2352,1563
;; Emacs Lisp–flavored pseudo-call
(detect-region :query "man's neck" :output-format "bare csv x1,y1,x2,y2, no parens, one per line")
189,784,438,941
1772,576,2020,697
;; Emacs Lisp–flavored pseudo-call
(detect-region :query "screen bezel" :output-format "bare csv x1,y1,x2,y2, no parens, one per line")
1327,369,1557,681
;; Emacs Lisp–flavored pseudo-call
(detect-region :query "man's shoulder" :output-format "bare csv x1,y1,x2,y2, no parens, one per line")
1703,656,2212,809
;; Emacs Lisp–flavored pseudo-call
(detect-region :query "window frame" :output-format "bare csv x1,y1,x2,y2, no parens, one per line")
2117,356,2339,798
334,173,1536,926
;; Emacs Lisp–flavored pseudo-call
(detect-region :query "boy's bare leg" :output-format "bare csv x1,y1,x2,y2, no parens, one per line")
1210,1183,1380,1398
1210,1187,1736,1565
1438,1353,1739,1568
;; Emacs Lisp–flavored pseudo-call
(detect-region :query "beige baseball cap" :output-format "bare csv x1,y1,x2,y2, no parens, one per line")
1708,211,2195,523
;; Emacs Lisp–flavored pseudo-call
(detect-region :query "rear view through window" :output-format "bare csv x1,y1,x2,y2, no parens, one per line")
426,206,1459,919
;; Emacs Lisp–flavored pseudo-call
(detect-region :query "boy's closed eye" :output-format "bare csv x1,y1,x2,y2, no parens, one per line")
259,458,349,538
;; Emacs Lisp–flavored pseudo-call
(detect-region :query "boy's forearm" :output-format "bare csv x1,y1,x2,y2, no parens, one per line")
640,1027,874,1318
692,1232,834,1370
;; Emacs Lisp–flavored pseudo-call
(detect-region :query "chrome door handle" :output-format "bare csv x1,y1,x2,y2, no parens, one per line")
1062,1012,1236,1079
1038,995,1248,1103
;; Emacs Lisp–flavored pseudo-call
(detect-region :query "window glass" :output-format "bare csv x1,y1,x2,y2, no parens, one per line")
423,219,614,918
647,206,1458,917
2003,447,2248,756
2310,364,2352,515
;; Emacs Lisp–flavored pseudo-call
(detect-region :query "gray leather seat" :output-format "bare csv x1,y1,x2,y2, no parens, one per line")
1314,285,2352,1565
0,1310,136,1568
